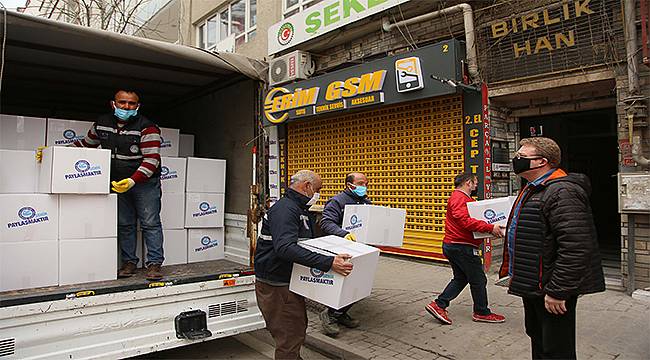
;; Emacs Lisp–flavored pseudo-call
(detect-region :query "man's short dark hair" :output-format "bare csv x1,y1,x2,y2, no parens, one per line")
114,89,140,101
454,172,477,188
345,173,355,184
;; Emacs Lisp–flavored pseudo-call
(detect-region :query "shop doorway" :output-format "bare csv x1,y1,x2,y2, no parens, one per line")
520,108,620,278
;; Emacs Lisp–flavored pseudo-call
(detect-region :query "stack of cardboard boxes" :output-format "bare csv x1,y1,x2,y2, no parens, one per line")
184,157,226,263
0,114,214,291
1,114,117,291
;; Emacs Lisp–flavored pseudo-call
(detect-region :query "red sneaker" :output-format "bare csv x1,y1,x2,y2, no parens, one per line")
425,301,452,325
472,312,506,323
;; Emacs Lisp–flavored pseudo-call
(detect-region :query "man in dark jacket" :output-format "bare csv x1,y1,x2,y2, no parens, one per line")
318,172,371,336
255,170,353,360
500,137,605,360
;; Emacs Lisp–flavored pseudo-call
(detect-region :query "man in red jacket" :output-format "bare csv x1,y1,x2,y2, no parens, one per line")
425,172,506,325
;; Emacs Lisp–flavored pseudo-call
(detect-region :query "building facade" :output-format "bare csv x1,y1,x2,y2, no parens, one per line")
262,0,650,292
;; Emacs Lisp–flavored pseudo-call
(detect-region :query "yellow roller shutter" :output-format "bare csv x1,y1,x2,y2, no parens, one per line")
287,95,464,260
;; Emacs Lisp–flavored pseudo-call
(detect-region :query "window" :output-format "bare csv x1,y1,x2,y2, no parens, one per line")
197,0,257,51
283,0,322,19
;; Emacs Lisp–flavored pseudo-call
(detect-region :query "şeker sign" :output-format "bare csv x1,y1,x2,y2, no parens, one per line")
263,40,464,125
269,0,410,56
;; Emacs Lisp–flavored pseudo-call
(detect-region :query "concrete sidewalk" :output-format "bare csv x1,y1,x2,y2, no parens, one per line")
304,256,650,359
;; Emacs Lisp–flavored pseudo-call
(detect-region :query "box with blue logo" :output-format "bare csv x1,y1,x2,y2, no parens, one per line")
185,193,225,228
289,235,380,310
45,118,93,147
342,205,406,247
38,146,111,194
159,127,180,157
160,157,186,194
0,194,59,242
466,196,516,238
187,228,224,263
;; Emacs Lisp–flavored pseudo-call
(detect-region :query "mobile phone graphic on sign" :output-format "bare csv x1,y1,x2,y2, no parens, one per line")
395,57,424,93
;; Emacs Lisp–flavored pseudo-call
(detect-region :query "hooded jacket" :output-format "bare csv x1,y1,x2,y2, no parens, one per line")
499,170,605,300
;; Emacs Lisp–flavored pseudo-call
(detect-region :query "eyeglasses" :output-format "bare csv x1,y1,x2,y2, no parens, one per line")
514,153,543,160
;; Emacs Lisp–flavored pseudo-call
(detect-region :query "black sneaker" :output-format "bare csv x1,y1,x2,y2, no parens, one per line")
319,309,340,336
337,313,360,328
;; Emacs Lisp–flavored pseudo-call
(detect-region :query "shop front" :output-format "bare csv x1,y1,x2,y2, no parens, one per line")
264,40,492,260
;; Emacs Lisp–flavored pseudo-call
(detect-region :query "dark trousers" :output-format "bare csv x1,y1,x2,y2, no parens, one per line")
435,243,490,315
327,303,353,318
523,296,578,360
255,281,307,360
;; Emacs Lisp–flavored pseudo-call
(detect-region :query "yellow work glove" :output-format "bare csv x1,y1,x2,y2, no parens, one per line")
344,233,356,242
35,146,47,162
111,178,135,193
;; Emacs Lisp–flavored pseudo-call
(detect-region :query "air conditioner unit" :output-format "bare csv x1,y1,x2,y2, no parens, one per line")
269,51,315,86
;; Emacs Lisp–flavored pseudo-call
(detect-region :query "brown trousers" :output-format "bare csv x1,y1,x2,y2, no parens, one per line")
255,281,307,360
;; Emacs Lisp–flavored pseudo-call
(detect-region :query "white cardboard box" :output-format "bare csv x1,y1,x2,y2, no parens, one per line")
38,146,111,194
467,196,516,238
289,236,380,310
342,205,406,247
185,193,225,228
0,150,39,193
187,228,225,263
1,240,59,291
59,237,117,285
59,194,117,239
160,127,180,157
161,192,185,229
146,229,187,266
0,194,59,242
46,118,93,146
0,115,46,151
185,157,226,193
179,134,195,157
160,157,186,194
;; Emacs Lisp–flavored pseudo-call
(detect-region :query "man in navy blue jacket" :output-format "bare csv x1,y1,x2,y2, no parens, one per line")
255,170,353,359
319,172,371,336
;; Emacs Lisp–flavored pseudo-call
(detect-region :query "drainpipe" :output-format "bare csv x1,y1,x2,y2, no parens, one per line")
382,3,479,82
624,0,650,167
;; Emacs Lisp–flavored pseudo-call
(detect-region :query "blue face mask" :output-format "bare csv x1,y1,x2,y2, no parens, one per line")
351,185,367,197
114,107,138,121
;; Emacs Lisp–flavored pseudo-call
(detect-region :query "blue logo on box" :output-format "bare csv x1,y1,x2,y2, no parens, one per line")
344,214,363,231
160,166,178,181
193,202,217,217
65,159,102,180
161,137,172,148
63,129,76,140
195,236,219,252
483,208,506,224
301,268,334,285
8,206,49,228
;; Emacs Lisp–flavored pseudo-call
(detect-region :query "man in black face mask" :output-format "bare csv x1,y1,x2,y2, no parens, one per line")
499,137,605,359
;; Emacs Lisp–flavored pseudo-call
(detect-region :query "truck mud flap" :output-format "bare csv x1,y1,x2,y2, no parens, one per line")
174,310,212,340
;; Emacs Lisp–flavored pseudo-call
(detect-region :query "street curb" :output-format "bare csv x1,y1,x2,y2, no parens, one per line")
305,332,369,360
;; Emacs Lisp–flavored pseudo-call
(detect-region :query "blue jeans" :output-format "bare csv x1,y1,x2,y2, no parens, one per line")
118,176,164,266
435,243,490,315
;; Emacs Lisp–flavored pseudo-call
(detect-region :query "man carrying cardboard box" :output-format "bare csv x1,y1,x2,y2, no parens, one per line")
425,172,506,325
37,90,165,280
255,170,353,360
499,137,604,359
319,172,371,336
